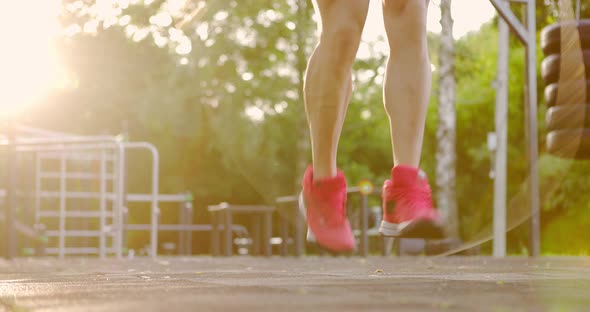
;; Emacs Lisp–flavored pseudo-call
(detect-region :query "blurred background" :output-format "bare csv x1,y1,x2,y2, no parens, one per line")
0,0,589,255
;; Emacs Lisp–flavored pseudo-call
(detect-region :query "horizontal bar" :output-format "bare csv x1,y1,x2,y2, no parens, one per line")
126,224,212,231
346,186,381,195
32,192,187,203
14,135,118,145
39,172,114,180
45,230,112,237
44,247,115,255
124,223,248,234
21,141,157,153
126,193,190,203
489,0,528,44
276,195,298,203
38,211,114,218
37,191,110,200
16,143,121,153
38,152,115,161
207,204,275,212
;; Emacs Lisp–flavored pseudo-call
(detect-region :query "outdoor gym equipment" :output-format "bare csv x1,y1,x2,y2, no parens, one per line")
0,126,199,259
541,50,590,84
546,105,590,130
544,80,590,107
541,19,590,55
541,17,590,159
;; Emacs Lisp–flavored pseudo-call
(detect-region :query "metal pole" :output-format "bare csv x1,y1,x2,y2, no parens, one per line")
178,199,185,255
5,127,17,259
115,145,125,259
489,0,529,44
280,212,289,256
34,154,41,225
58,152,67,259
150,145,159,259
493,9,509,258
185,198,193,255
118,142,160,258
223,211,232,256
211,212,219,256
252,215,261,255
99,150,107,259
526,0,541,257
359,193,369,257
264,211,272,257
295,203,304,257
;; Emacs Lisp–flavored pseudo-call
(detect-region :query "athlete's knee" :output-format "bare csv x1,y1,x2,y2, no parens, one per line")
382,0,427,18
319,22,364,64
383,0,428,51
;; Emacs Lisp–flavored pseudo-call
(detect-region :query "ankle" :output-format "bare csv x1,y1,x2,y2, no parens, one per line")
391,165,422,187
312,165,338,181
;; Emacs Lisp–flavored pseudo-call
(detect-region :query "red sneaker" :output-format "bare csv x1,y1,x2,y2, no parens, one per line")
379,165,445,239
298,166,356,253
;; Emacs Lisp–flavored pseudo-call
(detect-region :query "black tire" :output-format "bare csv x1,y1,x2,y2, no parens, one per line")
541,50,590,84
541,19,590,56
546,129,590,159
546,105,590,131
545,80,590,106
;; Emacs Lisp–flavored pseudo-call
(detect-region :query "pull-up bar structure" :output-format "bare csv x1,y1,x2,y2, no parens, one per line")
490,0,540,257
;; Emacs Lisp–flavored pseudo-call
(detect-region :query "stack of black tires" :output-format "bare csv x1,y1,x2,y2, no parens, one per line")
541,19,590,159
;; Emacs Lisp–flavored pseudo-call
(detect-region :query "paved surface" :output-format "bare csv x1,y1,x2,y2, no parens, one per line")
0,256,588,311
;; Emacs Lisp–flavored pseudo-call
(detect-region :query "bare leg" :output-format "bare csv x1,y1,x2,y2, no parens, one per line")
304,0,369,179
382,0,431,167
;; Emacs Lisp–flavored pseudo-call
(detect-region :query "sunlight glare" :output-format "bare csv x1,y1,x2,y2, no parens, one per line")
362,0,496,43
0,0,61,119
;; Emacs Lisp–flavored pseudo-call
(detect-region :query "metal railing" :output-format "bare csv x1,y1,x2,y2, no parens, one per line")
0,129,163,259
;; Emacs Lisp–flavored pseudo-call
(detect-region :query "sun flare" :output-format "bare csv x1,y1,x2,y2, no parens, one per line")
0,0,61,119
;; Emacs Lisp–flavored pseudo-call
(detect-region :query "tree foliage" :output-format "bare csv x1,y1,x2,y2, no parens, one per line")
20,0,590,254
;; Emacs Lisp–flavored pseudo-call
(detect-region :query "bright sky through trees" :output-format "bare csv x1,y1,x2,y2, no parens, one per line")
0,0,495,119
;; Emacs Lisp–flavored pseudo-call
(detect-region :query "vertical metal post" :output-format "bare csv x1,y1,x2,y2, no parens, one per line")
115,145,125,259
526,0,541,257
121,130,129,256
264,211,272,257
493,10,509,258
223,211,232,256
58,153,67,259
252,215,261,255
34,154,41,225
489,0,540,257
280,211,289,256
382,237,393,256
5,128,17,259
178,200,185,255
359,193,369,257
211,212,220,256
185,198,193,255
295,203,304,257
99,150,107,259
150,147,159,259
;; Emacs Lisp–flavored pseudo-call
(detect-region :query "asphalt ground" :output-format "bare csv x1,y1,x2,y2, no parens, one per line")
0,256,588,311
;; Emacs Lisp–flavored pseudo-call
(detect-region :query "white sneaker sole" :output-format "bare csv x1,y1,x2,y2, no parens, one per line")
298,192,316,242
378,220,411,237
380,219,445,239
